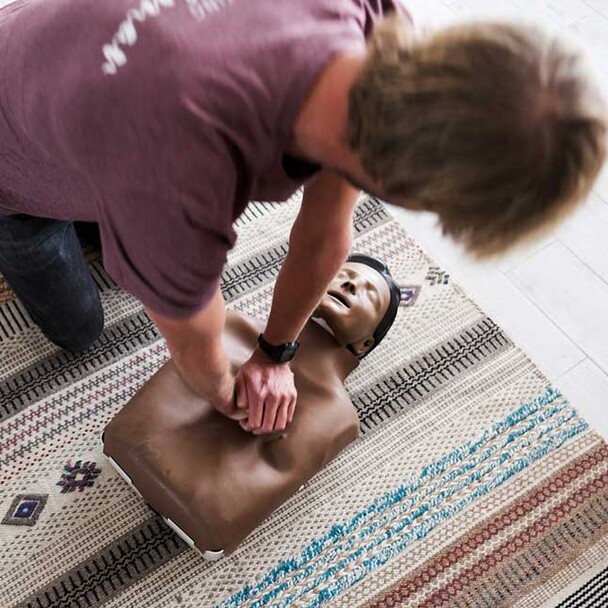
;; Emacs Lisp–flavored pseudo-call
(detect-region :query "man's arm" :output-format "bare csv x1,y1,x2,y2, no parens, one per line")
236,169,360,434
145,284,236,416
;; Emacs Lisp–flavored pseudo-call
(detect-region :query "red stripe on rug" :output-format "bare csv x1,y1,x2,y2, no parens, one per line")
419,471,608,607
365,443,608,608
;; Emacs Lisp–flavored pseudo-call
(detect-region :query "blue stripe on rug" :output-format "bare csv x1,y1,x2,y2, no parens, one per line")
217,387,587,608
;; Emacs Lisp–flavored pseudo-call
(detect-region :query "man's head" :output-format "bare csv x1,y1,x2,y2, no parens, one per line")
314,254,401,358
347,17,607,256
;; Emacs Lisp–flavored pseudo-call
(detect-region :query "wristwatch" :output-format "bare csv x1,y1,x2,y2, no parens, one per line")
257,334,300,364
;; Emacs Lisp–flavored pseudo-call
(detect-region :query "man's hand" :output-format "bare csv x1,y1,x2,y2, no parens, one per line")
235,349,297,434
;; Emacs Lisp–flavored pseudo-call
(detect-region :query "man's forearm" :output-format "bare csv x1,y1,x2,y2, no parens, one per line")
145,286,234,407
263,170,359,345
263,232,350,344
170,328,232,400
235,227,348,434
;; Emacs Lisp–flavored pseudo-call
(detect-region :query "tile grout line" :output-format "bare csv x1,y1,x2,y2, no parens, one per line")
557,238,608,289
593,189,608,208
555,354,608,385
582,0,608,20
506,251,608,378
498,269,586,381
560,348,608,381
555,357,591,383
494,240,555,275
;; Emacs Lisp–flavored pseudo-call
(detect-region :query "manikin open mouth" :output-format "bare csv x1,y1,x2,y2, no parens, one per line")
327,290,350,308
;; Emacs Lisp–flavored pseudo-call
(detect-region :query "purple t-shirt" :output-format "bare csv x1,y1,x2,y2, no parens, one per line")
0,0,401,317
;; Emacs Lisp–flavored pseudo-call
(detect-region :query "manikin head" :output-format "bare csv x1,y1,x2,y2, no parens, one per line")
313,254,401,358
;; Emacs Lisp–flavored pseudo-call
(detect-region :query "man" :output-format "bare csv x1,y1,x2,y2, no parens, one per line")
0,0,605,433
102,255,401,556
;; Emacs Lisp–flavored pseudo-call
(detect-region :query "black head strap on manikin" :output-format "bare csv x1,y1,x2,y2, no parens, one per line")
346,254,401,358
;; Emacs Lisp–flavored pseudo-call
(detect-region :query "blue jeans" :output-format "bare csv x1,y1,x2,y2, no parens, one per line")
0,215,104,352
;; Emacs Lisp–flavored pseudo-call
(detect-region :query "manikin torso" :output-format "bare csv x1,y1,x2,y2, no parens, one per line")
104,311,361,554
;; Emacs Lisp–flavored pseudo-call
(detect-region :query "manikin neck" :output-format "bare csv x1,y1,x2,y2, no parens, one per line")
309,317,360,382
334,345,361,382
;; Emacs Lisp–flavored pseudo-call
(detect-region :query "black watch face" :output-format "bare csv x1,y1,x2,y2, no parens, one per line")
278,348,295,363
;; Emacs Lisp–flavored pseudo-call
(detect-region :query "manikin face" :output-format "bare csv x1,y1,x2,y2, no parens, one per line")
313,262,391,356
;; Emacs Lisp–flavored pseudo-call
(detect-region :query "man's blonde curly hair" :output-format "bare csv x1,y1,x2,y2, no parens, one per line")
348,16,607,256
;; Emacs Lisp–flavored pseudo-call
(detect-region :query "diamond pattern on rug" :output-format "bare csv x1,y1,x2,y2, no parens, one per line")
1,494,48,526
399,285,421,306
56,460,102,493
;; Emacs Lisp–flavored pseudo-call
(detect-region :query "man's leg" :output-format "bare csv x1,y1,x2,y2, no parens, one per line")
0,215,104,352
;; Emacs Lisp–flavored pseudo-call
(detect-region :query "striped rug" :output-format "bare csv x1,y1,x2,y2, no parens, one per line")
1,195,607,607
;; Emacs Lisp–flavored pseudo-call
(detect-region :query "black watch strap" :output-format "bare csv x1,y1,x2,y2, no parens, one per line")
257,334,300,363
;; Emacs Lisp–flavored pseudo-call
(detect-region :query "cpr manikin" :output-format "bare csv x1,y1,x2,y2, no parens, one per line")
102,255,401,559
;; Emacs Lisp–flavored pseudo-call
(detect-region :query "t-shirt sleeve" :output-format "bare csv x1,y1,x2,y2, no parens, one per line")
68,50,240,319
98,131,237,319
100,121,238,318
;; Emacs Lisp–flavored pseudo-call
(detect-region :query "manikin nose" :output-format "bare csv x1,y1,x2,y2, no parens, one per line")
341,280,357,295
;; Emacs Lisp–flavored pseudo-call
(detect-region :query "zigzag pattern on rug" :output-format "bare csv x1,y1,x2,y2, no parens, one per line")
353,317,511,432
18,516,187,608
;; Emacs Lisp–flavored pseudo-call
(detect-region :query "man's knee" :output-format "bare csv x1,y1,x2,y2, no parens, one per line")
49,292,105,353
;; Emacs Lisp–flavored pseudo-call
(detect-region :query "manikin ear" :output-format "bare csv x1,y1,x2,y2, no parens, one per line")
349,336,375,357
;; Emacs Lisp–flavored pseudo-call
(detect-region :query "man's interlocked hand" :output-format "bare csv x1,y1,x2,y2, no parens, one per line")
234,350,297,434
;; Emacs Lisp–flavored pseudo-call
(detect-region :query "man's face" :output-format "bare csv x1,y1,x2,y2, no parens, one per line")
314,262,391,355
341,170,421,211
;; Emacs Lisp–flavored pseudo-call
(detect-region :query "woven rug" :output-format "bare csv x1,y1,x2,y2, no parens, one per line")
1,196,607,608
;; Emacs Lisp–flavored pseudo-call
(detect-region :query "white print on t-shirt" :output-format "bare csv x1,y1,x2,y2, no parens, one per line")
101,0,175,75
101,0,234,76
185,0,233,21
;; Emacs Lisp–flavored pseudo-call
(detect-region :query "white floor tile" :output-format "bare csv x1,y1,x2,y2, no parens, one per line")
403,0,457,27
557,358,608,440
593,162,608,204
390,207,585,378
447,0,573,29
583,0,608,19
572,13,608,70
494,234,555,274
558,194,608,284
509,241,608,373
446,0,538,23
543,0,595,24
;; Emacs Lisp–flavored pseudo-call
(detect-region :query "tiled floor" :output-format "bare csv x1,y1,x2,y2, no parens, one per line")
391,0,608,441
